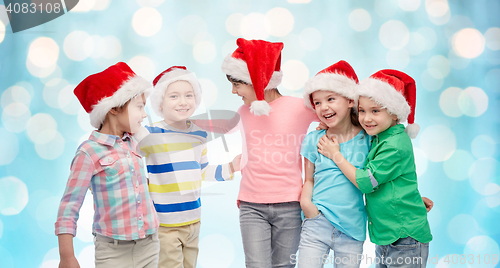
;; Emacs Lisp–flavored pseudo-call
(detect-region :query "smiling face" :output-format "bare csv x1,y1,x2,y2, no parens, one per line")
113,93,147,135
161,81,196,129
311,90,354,128
230,79,257,106
358,96,398,136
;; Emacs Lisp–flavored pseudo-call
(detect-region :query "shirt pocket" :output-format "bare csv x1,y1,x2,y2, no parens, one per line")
99,156,122,177
131,150,144,169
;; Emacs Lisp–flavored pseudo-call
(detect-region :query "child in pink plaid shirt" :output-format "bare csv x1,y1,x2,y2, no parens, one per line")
55,62,160,268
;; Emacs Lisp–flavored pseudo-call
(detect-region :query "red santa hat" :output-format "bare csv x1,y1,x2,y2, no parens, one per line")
357,69,420,138
303,60,359,111
150,66,202,118
74,62,152,129
221,38,283,116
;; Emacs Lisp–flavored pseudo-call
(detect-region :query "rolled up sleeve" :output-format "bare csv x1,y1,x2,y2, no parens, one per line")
356,145,402,194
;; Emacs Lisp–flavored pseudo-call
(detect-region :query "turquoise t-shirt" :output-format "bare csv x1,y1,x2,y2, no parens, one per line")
300,129,371,241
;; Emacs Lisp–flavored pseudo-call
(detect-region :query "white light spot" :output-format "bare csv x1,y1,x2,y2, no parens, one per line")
348,9,371,32
0,176,28,215
266,7,294,37
92,0,110,10
458,87,488,117
222,40,237,59
225,13,244,36
448,50,470,70
281,60,309,91
386,49,409,69
36,196,60,234
71,0,96,12
485,183,500,208
102,36,122,59
76,192,95,243
419,125,456,162
78,108,95,132
443,150,474,181
447,214,479,244
198,234,235,268
452,28,485,59
425,0,449,17
420,69,443,91
405,32,426,55
240,13,270,40
398,0,421,11
417,27,437,50
469,157,499,195
428,9,451,25
413,147,428,176
40,260,59,268
374,0,399,18
77,245,95,268
40,65,63,84
464,236,500,268
485,27,500,50
283,34,306,60
193,41,216,64
1,103,31,133
198,79,218,108
444,15,475,39
299,28,322,51
177,15,207,45
28,37,59,68
136,0,165,7
0,129,18,166
26,59,57,78
26,113,58,145
0,20,4,44
471,135,496,159
132,7,162,37
64,31,94,61
0,5,9,26
128,55,156,82
427,55,450,79
43,78,70,109
1,85,31,109
439,87,463,117
35,131,65,160
379,20,410,50
58,84,80,115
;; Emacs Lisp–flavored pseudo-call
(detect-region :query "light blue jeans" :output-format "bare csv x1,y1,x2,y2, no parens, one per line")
239,201,302,268
296,213,364,268
375,237,429,268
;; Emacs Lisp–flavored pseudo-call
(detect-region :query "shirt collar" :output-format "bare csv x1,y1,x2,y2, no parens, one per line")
375,124,405,141
90,130,131,147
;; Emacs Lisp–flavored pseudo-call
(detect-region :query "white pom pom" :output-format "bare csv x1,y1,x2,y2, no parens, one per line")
405,123,420,139
250,100,271,116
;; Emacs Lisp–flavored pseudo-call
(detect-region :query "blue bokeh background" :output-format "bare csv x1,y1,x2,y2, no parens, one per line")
0,0,499,267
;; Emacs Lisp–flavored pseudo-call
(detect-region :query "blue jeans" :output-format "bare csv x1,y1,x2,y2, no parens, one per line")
297,213,364,268
239,201,302,268
375,237,429,268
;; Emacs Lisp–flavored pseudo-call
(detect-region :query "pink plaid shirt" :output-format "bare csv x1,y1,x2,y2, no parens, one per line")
55,131,159,240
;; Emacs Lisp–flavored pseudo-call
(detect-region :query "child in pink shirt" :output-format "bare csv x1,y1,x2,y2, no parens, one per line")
221,38,318,268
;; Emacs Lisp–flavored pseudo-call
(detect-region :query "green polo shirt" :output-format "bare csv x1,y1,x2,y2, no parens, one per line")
356,124,432,245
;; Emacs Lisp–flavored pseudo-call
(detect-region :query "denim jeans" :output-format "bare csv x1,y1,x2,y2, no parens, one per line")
375,237,429,268
239,201,302,268
297,213,364,268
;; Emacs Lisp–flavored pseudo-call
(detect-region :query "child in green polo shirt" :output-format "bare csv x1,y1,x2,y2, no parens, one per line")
317,69,432,268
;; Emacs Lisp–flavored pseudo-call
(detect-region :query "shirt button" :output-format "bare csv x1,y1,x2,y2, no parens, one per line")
137,200,141,204
139,216,142,220
131,168,135,172
127,155,131,158
369,222,372,225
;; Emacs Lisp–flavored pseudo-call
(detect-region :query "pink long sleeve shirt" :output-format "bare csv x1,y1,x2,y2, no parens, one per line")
238,96,318,204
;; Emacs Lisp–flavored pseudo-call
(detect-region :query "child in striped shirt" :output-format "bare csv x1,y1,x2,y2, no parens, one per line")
134,66,241,268
55,62,160,268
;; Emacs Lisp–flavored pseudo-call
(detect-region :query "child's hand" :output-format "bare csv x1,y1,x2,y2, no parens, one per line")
422,197,433,212
316,122,328,131
232,154,242,172
318,135,340,160
301,201,320,219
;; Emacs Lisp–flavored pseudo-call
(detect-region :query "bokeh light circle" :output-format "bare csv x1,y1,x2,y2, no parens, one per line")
63,31,94,61
1,102,31,133
485,27,500,50
103,36,122,59
398,0,421,11
452,28,485,59
425,0,449,17
299,28,322,51
240,13,270,40
413,147,428,176
28,37,59,68
448,50,470,70
469,157,499,195
76,193,95,243
226,13,244,36
443,150,474,181
406,32,426,55
439,87,463,117
132,7,162,37
71,0,95,12
36,196,60,234
374,0,399,18
58,84,80,115
419,125,456,162
43,78,70,109
417,27,437,50
77,245,95,268
348,9,372,32
0,176,29,215
0,129,19,165
35,131,65,160
379,20,410,50
177,15,207,45
198,78,218,108
447,214,479,244
427,55,450,79
386,49,409,69
128,55,156,82
464,236,500,268
198,234,235,268
281,60,309,91
471,135,496,159
193,41,216,64
0,20,5,44
421,69,443,91
1,85,32,109
458,87,488,117
26,113,58,145
266,7,294,37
